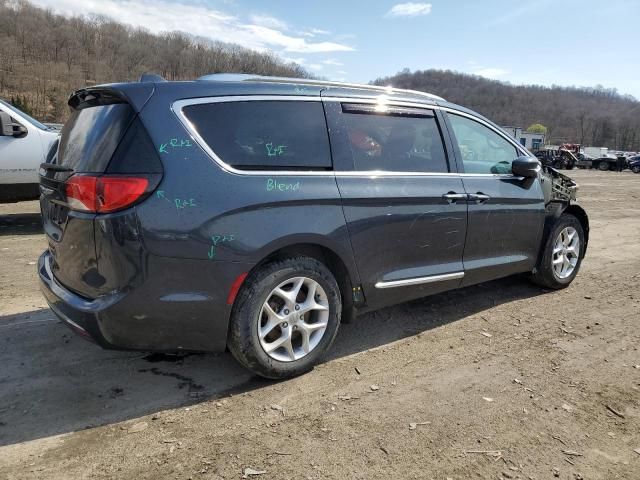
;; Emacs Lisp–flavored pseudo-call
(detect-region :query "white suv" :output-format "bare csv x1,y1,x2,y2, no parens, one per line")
0,99,59,202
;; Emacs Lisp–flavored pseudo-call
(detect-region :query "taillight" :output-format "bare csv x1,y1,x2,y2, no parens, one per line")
65,175,150,213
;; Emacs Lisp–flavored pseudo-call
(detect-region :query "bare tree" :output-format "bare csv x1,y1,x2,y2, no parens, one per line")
0,0,308,122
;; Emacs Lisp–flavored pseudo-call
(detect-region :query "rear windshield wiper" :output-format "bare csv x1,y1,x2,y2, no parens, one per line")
40,163,73,173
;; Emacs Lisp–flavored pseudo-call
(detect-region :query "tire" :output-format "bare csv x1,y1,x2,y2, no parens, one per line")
227,256,342,379
531,213,585,289
565,163,575,170
597,161,609,171
632,165,640,174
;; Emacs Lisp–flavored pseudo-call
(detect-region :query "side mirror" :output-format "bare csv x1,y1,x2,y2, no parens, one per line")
0,111,12,136
512,156,541,178
0,111,27,137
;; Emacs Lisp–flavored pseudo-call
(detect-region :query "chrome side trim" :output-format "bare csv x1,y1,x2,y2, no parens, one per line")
333,171,522,179
375,271,464,289
171,95,532,177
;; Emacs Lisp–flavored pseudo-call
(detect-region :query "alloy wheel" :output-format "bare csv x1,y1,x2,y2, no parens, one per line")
258,276,329,362
552,226,580,279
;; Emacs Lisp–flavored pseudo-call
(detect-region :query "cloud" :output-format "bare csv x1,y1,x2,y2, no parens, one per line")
473,68,508,79
30,0,353,54
308,64,324,71
386,2,432,17
249,14,288,31
298,27,332,38
310,28,331,35
322,59,344,66
241,25,353,53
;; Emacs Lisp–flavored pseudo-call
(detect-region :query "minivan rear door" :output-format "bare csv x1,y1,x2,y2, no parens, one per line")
324,99,467,310
40,94,137,297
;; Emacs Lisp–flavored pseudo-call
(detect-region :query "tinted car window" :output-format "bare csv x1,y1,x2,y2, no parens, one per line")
341,106,448,172
183,101,331,170
0,98,49,130
57,103,135,172
447,113,518,174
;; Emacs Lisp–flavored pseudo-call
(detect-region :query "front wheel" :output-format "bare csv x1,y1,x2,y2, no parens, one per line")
531,214,585,289
632,165,640,174
597,161,609,171
227,256,342,379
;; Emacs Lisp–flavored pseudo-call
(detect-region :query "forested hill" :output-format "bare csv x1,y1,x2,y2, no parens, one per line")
373,69,640,150
2,1,639,150
0,0,307,122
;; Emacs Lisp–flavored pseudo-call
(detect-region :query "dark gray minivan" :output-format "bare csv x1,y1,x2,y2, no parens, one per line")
39,74,588,378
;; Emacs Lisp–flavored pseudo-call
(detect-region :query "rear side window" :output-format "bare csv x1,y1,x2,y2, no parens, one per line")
106,117,163,174
341,105,448,173
58,103,135,172
183,101,331,170
447,113,518,174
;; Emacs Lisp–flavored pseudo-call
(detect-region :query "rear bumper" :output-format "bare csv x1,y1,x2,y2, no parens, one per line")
38,250,252,352
39,250,123,348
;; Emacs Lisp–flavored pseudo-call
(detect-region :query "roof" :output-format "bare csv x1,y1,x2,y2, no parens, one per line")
196,73,446,102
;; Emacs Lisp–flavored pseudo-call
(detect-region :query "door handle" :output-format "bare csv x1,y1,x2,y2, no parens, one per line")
468,192,491,204
442,192,468,203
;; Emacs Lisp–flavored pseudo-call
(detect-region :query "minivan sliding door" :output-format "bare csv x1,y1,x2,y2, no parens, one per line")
324,100,468,310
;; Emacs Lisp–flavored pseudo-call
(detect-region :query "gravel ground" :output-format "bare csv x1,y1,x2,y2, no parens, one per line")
0,169,639,480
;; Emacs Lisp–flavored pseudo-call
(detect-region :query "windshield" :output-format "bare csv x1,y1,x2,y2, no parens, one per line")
0,98,49,131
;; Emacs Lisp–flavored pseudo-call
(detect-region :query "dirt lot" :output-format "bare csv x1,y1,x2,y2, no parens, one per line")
0,169,639,480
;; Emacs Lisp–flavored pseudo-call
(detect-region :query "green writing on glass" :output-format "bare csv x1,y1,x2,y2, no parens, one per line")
208,234,236,260
265,142,287,157
266,178,300,192
159,138,193,154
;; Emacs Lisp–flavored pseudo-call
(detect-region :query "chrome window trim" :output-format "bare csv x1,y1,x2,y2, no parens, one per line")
375,271,464,289
171,95,530,178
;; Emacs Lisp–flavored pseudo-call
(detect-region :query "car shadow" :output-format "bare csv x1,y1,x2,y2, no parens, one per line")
0,276,546,446
0,213,43,236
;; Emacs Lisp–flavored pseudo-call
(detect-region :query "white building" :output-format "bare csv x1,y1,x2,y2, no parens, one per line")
501,126,545,150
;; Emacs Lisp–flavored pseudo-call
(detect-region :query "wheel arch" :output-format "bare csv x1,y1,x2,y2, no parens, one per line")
246,238,361,314
563,204,589,255
537,201,589,268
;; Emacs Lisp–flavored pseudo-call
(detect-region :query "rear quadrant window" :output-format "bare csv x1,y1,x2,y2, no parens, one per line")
340,104,449,173
182,101,332,170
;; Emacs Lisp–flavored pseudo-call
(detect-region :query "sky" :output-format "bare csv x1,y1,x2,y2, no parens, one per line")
31,0,640,99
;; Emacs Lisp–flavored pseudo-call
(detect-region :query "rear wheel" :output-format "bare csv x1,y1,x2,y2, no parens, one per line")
632,165,640,174
531,214,584,289
597,161,609,171
227,256,342,379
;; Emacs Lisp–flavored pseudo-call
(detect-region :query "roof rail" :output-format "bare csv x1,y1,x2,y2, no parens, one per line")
196,73,445,102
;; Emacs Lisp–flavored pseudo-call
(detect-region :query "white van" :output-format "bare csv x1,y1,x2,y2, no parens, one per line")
0,99,59,202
